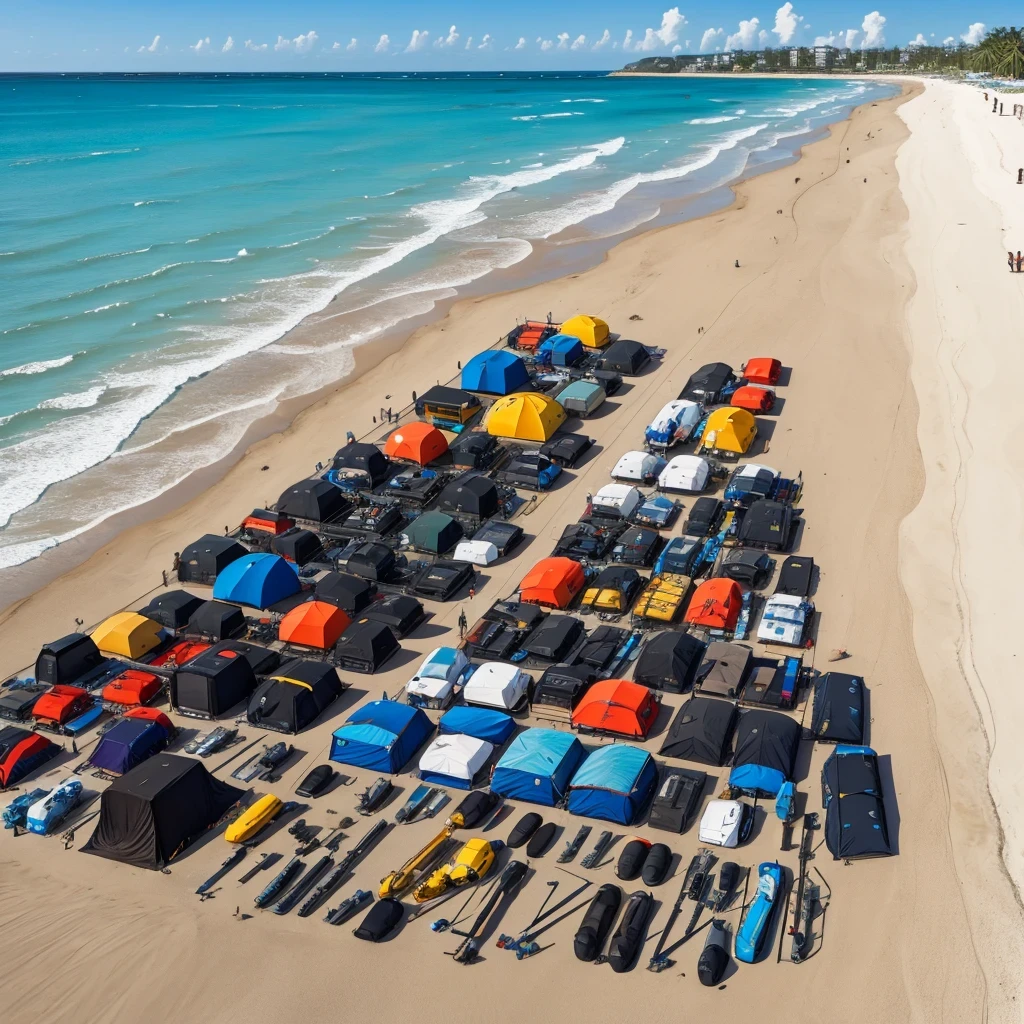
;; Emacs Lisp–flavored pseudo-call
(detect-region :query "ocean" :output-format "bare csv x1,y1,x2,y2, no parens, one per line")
0,71,897,571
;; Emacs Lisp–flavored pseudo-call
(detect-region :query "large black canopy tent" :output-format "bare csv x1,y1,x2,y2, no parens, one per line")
140,590,205,631
403,511,463,555
342,542,396,583
83,754,242,869
334,618,399,674
315,572,377,616
414,385,482,425
821,746,893,859
177,534,248,584
810,672,866,744
271,528,323,566
246,658,343,734
730,709,801,796
449,431,501,470
634,631,706,693
598,340,650,376
170,640,279,718
437,475,499,520
276,478,350,523
332,442,390,486
361,595,425,638
659,696,737,766
522,615,585,663
678,362,735,404
737,500,793,552
186,600,246,641
35,633,104,686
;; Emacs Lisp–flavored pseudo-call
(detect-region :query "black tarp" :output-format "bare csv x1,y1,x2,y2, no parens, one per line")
276,478,351,523
684,497,723,537
732,709,801,783
737,500,793,552
719,549,774,588
334,618,399,673
342,542,396,582
82,754,243,869
648,765,708,833
410,560,474,601
437,475,499,519
540,433,593,468
696,642,752,699
361,595,425,638
776,555,814,597
500,451,557,489
472,519,523,556
575,626,628,670
271,528,323,566
140,590,205,631
332,442,391,485
522,615,585,662
34,633,104,686
449,431,501,470
186,600,246,641
678,362,735,403
821,747,892,859
315,572,377,615
634,631,706,693
170,640,278,717
659,697,737,766
533,664,596,711
177,534,248,584
246,658,343,733
810,672,866,744
599,340,650,375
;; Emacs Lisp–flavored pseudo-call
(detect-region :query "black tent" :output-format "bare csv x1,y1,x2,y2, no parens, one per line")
718,549,774,589
648,765,708,833
731,709,801,796
634,631,706,693
140,590,205,631
678,362,735,403
82,754,242,869
334,618,400,674
575,625,629,670
821,746,892,859
810,672,866,744
276,478,351,523
186,600,246,641
246,658,343,734
437,475,499,519
449,431,501,470
775,555,814,597
541,433,593,468
315,572,377,616
410,560,474,601
472,519,523,557
34,633,104,687
414,385,482,425
170,640,278,718
522,615,585,662
500,451,559,491
737,500,793,552
403,511,463,554
342,542,396,582
177,534,248,584
361,595,425,638
271,527,323,566
659,697,737,766
332,442,390,486
598,340,650,375
533,664,596,714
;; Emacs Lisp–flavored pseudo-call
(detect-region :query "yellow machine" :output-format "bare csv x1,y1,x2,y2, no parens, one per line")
412,838,496,903
225,794,284,844
633,574,693,623
378,804,478,898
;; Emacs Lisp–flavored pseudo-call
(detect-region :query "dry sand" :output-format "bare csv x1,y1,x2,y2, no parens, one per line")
0,83,1019,1024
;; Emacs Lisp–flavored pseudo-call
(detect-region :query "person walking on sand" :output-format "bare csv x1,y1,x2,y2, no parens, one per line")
458,609,468,640
1017,251,1023,273
1010,252,1016,273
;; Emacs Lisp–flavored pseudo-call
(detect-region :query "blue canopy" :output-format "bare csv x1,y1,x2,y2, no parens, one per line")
88,719,168,776
568,743,658,825
439,706,516,746
461,350,530,395
330,701,433,773
537,333,585,367
490,728,586,806
212,552,301,610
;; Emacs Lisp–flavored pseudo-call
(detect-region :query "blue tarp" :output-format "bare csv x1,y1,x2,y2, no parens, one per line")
490,728,586,806
330,701,433,773
439,706,516,746
729,764,786,797
89,719,168,776
567,743,658,825
461,350,530,395
537,333,585,367
212,552,301,610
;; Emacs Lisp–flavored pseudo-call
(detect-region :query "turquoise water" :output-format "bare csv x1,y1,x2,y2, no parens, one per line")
0,72,896,568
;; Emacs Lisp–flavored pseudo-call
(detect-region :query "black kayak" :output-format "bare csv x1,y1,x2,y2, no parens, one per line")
607,890,654,973
574,883,622,962
616,839,650,881
525,821,557,858
641,843,673,886
698,919,731,985
296,764,336,798
506,812,542,849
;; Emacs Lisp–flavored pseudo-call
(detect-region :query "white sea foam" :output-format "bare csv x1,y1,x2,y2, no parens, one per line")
0,354,76,377
561,98,606,103
39,386,106,411
688,116,739,124
78,246,152,263
513,115,538,121
540,112,584,118
237,248,249,257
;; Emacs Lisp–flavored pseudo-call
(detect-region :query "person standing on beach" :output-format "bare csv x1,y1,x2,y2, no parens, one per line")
1010,252,1016,273
458,609,467,640
1017,251,1022,273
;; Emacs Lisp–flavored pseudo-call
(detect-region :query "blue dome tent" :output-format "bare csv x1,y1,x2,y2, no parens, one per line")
568,743,658,825
537,333,585,367
490,728,586,806
330,701,434,773
212,552,301,610
461,350,530,395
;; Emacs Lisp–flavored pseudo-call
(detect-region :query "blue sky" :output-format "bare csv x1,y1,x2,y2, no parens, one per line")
0,2,1008,71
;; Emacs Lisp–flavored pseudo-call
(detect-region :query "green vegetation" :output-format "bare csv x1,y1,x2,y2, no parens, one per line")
967,27,1024,79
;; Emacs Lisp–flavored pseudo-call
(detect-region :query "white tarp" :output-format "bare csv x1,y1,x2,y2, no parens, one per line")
611,451,665,482
699,799,744,848
658,455,710,493
453,539,500,566
419,733,494,782
463,662,530,709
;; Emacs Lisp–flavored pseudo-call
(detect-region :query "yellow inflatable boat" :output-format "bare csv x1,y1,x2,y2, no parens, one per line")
225,793,283,843
412,838,497,903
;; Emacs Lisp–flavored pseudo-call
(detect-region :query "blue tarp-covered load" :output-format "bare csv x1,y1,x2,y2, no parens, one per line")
212,552,301,610
490,728,586,807
439,705,516,746
728,709,801,798
88,718,169,776
461,350,530,395
330,701,434,773
568,743,658,825
821,745,893,859
537,333,585,367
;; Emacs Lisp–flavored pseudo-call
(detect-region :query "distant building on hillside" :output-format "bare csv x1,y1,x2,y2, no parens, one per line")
789,48,800,68
814,45,835,69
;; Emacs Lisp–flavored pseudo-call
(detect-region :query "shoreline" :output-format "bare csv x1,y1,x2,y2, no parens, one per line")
0,83,885,614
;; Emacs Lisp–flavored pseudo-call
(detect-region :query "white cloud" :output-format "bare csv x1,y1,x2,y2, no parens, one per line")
222,36,234,52
570,34,587,50
191,37,211,53
773,3,803,45
726,17,760,50
700,27,725,52
861,11,885,48
332,41,341,50
347,38,358,51
138,35,160,53
435,25,459,48
623,29,634,50
245,39,268,51
844,28,859,47
538,37,554,51
514,37,526,50
961,22,986,46
406,29,429,52
814,33,836,45
478,34,493,50
465,36,473,49
672,44,682,53
909,33,927,46
943,35,956,46
758,29,769,45
274,31,317,53
634,7,686,51
557,33,570,50
374,34,390,53
592,29,611,50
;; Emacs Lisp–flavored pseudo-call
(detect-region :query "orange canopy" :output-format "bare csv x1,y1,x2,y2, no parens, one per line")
731,385,775,413
383,422,449,466
124,707,174,732
519,557,586,609
571,679,658,739
102,669,162,708
279,600,351,649
684,578,743,631
743,357,781,385
150,639,210,668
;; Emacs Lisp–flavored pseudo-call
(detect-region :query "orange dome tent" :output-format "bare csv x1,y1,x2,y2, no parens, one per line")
279,601,351,649
684,578,743,632
730,385,775,414
383,422,449,466
520,557,586,609
571,679,659,739
742,357,781,386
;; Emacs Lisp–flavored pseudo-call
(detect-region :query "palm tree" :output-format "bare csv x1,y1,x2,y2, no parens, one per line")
968,27,1024,79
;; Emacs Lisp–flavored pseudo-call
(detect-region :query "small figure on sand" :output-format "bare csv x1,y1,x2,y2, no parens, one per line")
734,259,740,268
1017,251,1022,273
1009,252,1017,273
1018,168,1023,184
458,609,467,640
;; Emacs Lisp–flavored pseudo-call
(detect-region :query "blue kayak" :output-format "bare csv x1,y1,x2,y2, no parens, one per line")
735,862,784,963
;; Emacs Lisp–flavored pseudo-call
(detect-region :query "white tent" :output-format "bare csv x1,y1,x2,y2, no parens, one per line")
645,399,703,447
453,539,500,566
462,662,531,710
699,799,746,848
658,455,710,493
610,450,666,484
592,483,642,520
418,733,494,785
756,595,813,647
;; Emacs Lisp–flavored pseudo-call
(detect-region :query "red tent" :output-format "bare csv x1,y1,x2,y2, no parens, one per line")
684,578,743,631
124,707,175,733
279,600,351,649
32,684,91,730
520,557,586,609
742,357,782,385
383,422,449,466
102,670,162,708
571,679,659,739
731,385,775,413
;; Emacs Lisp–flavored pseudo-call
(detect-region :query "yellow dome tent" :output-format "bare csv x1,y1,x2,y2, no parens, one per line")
700,407,757,456
560,314,610,349
91,611,164,659
486,392,567,442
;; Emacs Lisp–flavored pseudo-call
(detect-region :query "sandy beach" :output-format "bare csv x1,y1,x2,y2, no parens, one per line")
1,79,1021,1024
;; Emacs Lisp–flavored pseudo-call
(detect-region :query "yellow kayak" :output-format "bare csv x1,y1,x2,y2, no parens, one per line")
225,794,283,843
